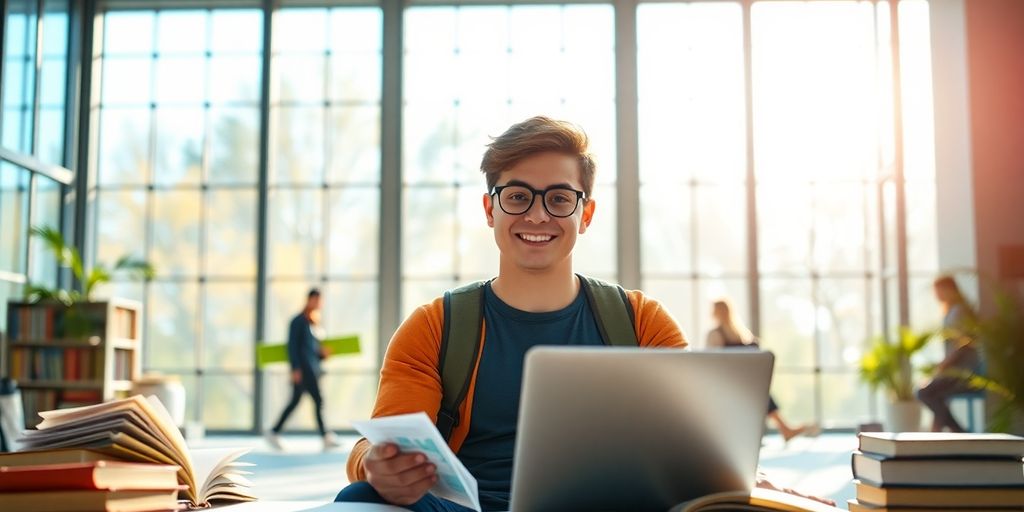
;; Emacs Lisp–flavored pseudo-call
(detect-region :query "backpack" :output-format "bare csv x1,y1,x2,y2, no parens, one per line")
435,275,638,442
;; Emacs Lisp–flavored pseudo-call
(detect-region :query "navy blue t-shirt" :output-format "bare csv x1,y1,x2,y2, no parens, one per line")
457,282,605,511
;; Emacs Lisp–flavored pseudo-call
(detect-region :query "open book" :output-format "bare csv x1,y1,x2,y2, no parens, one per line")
669,487,844,512
16,394,255,509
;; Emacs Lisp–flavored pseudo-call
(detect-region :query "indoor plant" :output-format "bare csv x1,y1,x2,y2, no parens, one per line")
860,327,936,431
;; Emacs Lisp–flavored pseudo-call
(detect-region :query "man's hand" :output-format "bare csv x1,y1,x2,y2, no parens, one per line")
291,369,301,384
363,442,437,505
756,473,836,506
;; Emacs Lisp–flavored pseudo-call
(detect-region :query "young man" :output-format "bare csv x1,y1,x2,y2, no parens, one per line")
266,288,340,451
336,117,832,510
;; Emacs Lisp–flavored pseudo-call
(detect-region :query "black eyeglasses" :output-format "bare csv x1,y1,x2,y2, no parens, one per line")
490,184,586,218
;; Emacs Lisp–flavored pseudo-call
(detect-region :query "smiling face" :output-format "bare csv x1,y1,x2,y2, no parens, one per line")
484,151,595,274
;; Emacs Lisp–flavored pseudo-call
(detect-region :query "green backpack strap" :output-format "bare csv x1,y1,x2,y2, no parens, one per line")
578,275,638,347
436,281,487,442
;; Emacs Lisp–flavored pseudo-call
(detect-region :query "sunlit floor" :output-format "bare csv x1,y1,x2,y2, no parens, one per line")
196,432,857,506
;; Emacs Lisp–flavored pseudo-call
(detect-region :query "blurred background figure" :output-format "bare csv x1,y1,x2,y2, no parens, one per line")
707,299,818,442
265,288,339,451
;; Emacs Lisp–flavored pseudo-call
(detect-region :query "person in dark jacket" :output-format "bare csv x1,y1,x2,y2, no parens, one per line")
265,288,340,451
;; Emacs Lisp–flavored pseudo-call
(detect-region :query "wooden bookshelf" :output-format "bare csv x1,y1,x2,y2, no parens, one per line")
3,298,142,428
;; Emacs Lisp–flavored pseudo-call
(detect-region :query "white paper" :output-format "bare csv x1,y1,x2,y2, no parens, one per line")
352,413,480,512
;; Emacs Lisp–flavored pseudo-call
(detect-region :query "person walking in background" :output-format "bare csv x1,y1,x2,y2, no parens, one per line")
266,288,340,451
706,299,817,442
917,275,980,433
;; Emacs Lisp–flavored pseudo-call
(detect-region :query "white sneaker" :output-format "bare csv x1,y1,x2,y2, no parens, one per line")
265,430,284,452
323,432,341,451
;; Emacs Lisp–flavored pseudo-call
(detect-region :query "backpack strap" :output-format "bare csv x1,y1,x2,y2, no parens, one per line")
436,281,487,442
579,275,638,347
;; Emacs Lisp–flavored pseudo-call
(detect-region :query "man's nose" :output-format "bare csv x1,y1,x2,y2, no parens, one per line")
523,196,550,223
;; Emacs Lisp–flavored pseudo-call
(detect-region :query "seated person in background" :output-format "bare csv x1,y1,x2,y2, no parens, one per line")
917,275,981,433
706,299,818,442
335,117,834,511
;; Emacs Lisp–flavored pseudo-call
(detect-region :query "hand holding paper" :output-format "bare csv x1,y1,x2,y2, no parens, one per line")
352,413,481,512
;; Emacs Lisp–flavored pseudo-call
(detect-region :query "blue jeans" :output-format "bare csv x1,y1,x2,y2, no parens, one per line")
335,482,476,512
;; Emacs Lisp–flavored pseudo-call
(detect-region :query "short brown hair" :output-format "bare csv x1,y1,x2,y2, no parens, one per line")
480,116,596,198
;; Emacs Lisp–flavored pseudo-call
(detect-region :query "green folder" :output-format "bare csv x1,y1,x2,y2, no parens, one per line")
257,335,361,367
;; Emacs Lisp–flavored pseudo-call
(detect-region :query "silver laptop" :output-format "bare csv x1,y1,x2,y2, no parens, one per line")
509,347,774,512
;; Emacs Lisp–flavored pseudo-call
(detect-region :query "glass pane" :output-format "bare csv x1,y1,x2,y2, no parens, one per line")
329,53,380,102
403,187,455,276
906,180,939,273
264,280,318,347
812,183,869,273
403,52,457,104
509,6,560,53
327,105,380,184
262,367,315,430
0,165,29,274
150,190,201,277
322,280,378,369
752,2,878,182
760,278,815,368
564,5,613,53
90,280,144,303
211,10,262,54
456,7,507,54
817,278,869,369
908,275,943,334
202,373,253,430
271,106,325,184
573,183,616,278
268,188,324,277
453,102,505,186
327,187,378,278
157,11,206,55
769,372,816,426
102,58,152,106
147,280,199,370
274,55,325,104
757,183,812,274
695,184,746,275
153,107,203,186
39,58,66,106
820,372,873,428
321,372,377,429
103,11,154,56
155,56,206,104
404,7,456,54
209,55,261,105
274,9,327,53
402,278,456,320
402,103,456,184
639,278,695,346
641,183,692,275
208,107,259,185
330,8,382,52
638,2,745,184
456,185,499,278
204,282,255,370
696,278,750,350
206,189,257,277
899,0,935,182
455,50,508,104
98,107,150,185
28,176,62,288
37,107,65,165
43,0,69,57
95,190,147,265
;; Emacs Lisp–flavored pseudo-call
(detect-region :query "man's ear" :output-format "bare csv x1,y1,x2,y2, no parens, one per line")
579,199,596,234
483,193,495,228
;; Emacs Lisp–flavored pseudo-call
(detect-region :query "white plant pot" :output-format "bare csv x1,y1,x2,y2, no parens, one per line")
886,399,922,432
132,375,187,428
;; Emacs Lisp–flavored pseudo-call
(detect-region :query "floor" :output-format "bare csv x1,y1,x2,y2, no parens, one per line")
196,432,858,507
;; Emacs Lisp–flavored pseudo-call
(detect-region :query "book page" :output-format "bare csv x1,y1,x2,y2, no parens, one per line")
192,447,255,504
352,413,480,512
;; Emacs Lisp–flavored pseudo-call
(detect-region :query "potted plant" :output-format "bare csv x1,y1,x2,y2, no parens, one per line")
946,282,1024,434
860,327,936,432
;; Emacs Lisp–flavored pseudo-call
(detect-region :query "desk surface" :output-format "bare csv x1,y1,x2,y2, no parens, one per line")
214,502,406,511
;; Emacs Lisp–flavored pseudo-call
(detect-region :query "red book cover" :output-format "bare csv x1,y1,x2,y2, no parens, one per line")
0,461,179,492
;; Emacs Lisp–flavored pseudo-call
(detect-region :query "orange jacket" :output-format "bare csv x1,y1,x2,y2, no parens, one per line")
346,289,688,482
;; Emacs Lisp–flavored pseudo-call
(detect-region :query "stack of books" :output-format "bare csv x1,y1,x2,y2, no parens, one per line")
849,432,1024,511
3,395,256,511
0,450,183,511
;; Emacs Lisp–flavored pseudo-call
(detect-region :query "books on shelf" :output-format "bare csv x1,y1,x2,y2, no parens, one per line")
852,432,1024,511
15,395,256,509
